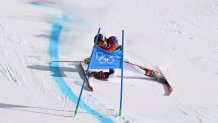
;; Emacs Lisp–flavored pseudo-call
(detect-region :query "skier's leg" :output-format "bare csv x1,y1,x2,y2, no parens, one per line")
88,71,95,77
123,58,166,82
123,59,164,80
91,71,110,80
124,60,146,75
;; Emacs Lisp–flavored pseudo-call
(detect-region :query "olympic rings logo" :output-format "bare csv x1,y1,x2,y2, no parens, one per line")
96,52,120,64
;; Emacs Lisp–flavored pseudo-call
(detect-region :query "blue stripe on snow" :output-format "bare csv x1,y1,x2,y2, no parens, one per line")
48,16,114,123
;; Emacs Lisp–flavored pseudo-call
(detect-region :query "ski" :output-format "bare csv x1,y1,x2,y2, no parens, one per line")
80,62,94,92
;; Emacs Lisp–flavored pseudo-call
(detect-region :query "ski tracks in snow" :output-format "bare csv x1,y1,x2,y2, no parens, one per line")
173,96,217,123
0,21,25,86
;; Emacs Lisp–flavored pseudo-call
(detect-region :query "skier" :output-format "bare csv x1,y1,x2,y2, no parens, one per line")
85,34,158,80
85,34,173,94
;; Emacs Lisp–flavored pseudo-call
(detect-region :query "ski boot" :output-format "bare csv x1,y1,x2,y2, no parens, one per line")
140,67,163,81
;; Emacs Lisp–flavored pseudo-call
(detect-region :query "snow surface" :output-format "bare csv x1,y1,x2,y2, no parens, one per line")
0,0,218,123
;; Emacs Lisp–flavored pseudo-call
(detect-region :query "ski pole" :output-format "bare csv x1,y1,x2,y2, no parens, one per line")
74,27,101,116
119,29,124,116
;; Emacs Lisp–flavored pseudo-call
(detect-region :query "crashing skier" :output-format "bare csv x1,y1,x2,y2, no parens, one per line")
84,34,173,95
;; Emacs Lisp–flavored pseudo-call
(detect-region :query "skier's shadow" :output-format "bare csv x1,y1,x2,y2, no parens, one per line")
28,63,93,91
27,63,84,79
0,102,116,118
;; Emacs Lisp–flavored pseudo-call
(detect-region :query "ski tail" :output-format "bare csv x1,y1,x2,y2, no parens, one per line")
161,77,173,96
80,62,94,92
156,67,173,96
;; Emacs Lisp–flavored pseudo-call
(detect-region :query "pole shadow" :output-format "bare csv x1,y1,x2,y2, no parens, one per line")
0,102,72,117
0,103,118,119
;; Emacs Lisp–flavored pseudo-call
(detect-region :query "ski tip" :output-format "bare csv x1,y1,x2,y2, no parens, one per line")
168,91,173,96
87,82,94,92
85,83,94,92
85,85,94,92
168,87,173,96
90,87,94,92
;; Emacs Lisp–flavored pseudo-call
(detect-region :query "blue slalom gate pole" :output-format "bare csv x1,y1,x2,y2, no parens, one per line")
74,28,101,116
119,30,124,116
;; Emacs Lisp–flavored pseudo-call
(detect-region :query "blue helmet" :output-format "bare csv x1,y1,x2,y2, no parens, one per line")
108,36,118,45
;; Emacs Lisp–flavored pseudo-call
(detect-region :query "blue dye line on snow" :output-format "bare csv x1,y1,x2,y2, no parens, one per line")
48,15,114,123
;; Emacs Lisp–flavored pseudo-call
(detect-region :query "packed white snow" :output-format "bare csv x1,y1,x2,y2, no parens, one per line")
0,0,218,123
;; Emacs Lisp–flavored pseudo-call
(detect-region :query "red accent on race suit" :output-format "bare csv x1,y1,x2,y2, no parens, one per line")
103,39,117,51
